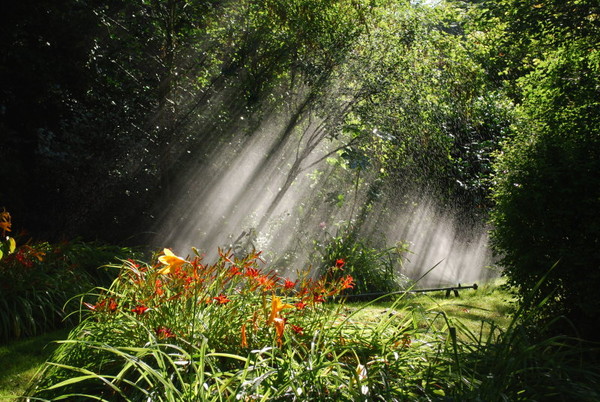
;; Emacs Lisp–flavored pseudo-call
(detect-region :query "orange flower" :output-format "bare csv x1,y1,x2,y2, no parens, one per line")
335,258,345,269
158,248,188,274
340,275,355,290
213,293,230,304
107,298,118,312
229,266,242,276
154,279,164,296
273,317,286,346
155,326,175,339
245,267,260,278
267,296,294,324
241,323,248,348
257,275,276,291
0,208,11,237
84,297,118,313
131,305,149,315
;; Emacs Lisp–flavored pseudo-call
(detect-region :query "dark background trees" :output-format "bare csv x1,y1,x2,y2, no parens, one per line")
1,0,370,243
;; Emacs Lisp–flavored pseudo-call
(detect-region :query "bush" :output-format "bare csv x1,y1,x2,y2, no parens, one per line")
490,42,600,341
26,249,600,400
0,238,138,342
316,229,410,298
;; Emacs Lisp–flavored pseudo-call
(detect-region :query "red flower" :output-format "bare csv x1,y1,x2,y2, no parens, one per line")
245,267,260,278
15,250,34,268
335,259,346,269
213,294,230,304
340,275,355,290
313,294,326,303
155,326,175,339
291,325,304,335
107,298,118,312
295,301,307,310
131,305,149,315
283,279,296,290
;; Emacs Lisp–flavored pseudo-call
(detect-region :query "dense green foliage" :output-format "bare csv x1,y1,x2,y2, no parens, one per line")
477,0,600,340
0,237,139,342
0,0,371,242
1,0,505,242
317,228,409,296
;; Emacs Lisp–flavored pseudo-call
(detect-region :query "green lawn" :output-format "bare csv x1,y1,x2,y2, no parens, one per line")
345,278,513,335
0,328,71,401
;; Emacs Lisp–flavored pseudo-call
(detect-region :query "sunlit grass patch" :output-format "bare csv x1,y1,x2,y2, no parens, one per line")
0,328,69,400
344,277,513,339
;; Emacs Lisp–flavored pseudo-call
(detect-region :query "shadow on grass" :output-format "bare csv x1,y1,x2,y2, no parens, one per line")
0,328,71,400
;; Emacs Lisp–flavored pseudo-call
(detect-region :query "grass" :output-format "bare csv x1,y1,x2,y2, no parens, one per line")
0,328,70,401
346,278,513,335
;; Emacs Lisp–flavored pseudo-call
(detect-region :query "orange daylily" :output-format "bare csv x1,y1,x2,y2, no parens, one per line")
267,296,294,324
213,293,231,304
157,248,188,274
30,249,45,262
340,275,355,290
0,208,11,237
241,323,248,348
273,317,285,346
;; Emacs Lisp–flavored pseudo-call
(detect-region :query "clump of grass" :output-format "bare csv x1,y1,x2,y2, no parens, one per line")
26,248,358,400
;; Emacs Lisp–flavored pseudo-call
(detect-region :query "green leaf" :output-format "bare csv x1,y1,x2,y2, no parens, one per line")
8,237,16,253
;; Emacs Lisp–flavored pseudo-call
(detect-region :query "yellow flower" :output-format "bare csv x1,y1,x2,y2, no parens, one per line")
267,296,294,324
157,248,188,274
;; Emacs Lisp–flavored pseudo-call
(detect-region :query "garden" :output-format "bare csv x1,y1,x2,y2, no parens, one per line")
2,0,600,400
1,213,599,400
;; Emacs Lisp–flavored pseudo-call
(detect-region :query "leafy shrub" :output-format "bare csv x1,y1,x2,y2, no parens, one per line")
0,238,138,342
317,229,410,297
27,248,365,400
490,42,600,341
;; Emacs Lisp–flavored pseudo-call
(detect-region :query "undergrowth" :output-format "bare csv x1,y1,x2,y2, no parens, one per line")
17,249,600,401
